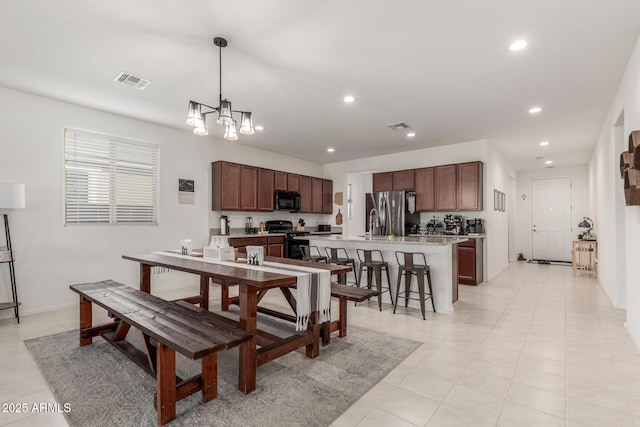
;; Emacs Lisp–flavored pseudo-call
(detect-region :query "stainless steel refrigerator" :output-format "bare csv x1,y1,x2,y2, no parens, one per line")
365,191,420,236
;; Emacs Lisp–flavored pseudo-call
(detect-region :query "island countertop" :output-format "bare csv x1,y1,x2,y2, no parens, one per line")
294,234,468,246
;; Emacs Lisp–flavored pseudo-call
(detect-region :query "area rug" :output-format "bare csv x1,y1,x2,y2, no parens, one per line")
24,318,420,427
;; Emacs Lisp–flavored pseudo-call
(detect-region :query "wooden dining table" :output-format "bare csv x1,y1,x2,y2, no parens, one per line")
122,252,350,394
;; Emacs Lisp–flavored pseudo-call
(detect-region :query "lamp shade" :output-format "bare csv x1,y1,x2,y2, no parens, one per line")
217,100,233,126
224,120,238,141
186,101,203,127
193,114,209,136
239,112,254,135
0,183,25,211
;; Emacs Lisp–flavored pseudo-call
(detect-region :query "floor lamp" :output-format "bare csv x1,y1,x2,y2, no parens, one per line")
0,183,25,323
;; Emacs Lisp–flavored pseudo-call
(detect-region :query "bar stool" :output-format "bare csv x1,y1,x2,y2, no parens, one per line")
394,251,435,320
325,247,359,286
356,249,394,311
300,245,327,263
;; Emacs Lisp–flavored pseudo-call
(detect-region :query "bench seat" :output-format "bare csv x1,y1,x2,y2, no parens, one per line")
322,283,377,345
69,280,252,426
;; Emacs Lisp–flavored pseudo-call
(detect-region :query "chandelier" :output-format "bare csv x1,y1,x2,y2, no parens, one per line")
186,37,254,140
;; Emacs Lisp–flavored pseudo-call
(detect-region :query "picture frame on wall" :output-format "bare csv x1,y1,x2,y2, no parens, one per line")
494,189,499,211
499,191,505,212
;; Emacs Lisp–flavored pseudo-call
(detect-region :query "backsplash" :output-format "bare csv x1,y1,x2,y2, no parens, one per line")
209,210,333,234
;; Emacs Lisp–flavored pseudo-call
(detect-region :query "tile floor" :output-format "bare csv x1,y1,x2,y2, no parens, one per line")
1,261,640,426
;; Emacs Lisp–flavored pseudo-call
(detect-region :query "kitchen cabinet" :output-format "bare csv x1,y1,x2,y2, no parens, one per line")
372,172,393,192
228,235,284,258
311,178,323,213
267,236,284,257
415,167,435,211
275,171,287,191
322,179,333,214
458,238,483,285
287,173,300,192
435,165,457,211
240,165,258,211
258,168,275,211
299,175,312,213
392,169,415,190
457,162,483,211
212,161,241,211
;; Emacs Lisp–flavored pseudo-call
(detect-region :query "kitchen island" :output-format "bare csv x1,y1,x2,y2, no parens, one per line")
304,235,467,314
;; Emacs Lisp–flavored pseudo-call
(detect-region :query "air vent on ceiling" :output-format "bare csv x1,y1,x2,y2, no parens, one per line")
114,72,151,90
535,156,544,160
545,165,556,168
387,122,410,131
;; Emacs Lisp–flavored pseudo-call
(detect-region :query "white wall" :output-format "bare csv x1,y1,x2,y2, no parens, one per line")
589,34,640,346
323,139,513,280
0,87,324,316
515,166,590,261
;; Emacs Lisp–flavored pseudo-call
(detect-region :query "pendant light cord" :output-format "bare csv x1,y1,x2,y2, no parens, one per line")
219,43,222,104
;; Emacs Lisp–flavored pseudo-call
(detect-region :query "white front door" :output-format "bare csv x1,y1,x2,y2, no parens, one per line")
531,177,572,262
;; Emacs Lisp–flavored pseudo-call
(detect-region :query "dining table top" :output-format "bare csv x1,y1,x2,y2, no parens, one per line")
122,252,350,290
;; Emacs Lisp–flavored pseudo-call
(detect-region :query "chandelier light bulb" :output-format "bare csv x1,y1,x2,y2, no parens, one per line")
239,112,255,135
224,120,238,141
193,115,208,136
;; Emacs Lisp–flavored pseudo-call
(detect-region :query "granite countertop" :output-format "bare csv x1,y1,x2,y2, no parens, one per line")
210,232,285,238
303,234,468,246
410,233,486,239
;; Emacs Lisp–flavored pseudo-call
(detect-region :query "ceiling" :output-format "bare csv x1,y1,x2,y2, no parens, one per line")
2,1,640,170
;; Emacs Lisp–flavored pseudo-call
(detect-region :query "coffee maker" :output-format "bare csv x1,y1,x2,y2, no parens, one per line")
443,215,464,235
466,218,484,234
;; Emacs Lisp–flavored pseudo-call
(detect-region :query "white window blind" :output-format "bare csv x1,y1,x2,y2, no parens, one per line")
64,129,159,225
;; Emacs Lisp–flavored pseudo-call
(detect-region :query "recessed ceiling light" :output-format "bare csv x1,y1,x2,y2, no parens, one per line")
545,160,553,164
327,148,335,153
343,95,355,103
509,40,528,52
539,141,549,146
254,125,264,131
407,132,416,138
529,107,542,114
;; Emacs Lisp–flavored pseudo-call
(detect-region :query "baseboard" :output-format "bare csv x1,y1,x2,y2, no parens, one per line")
624,322,640,354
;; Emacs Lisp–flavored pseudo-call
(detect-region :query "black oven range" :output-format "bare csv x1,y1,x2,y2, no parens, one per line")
264,220,310,259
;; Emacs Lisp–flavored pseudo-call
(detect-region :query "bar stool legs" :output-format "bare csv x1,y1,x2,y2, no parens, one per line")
393,251,435,320
325,247,359,287
356,249,393,311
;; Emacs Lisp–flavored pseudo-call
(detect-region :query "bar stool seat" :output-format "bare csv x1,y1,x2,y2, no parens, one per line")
356,249,393,311
325,247,358,287
300,245,327,263
393,251,435,320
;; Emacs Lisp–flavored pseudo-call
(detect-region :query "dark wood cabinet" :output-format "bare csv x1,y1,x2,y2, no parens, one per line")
267,236,284,257
240,165,258,211
415,167,435,211
311,178,323,213
275,171,287,191
322,179,333,214
372,172,393,192
458,238,483,285
299,175,312,213
212,161,241,211
435,165,457,211
457,162,483,211
392,170,415,190
287,174,300,192
258,168,275,211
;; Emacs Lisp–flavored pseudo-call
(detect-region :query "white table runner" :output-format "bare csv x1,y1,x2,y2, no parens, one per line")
155,252,330,331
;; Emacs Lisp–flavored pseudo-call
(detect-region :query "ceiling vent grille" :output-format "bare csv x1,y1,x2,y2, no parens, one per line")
114,72,151,90
387,122,410,131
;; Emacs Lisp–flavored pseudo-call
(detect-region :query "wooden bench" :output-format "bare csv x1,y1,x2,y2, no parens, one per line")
322,283,377,345
69,280,252,426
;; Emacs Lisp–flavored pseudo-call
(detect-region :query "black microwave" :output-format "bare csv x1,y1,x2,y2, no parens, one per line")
274,190,301,211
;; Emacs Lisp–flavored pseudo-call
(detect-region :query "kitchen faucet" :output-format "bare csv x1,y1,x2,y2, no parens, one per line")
369,208,379,237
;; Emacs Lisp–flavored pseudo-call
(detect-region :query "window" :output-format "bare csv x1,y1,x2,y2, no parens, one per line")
64,129,159,225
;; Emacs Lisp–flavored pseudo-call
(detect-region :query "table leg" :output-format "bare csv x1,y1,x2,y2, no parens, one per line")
156,342,176,425
305,311,320,358
140,264,151,293
199,276,210,310
79,296,92,346
201,353,217,402
238,286,257,394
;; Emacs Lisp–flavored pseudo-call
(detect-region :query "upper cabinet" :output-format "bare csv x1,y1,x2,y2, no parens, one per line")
373,161,483,212
372,172,393,192
435,165,457,211
322,179,333,214
299,175,312,213
212,161,241,211
415,167,435,211
258,168,275,211
457,162,483,211
392,169,415,190
211,160,332,213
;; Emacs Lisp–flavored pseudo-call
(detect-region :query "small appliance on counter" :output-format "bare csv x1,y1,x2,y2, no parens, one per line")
465,218,484,235
443,215,465,235
318,224,331,232
245,217,258,234
426,216,442,234
220,215,229,235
